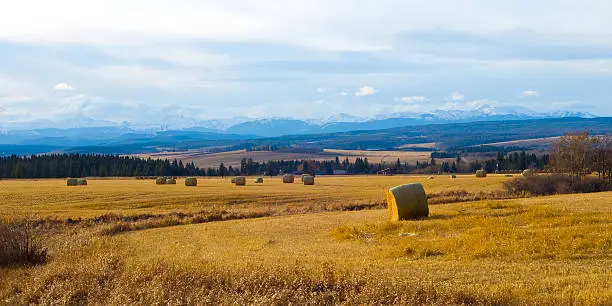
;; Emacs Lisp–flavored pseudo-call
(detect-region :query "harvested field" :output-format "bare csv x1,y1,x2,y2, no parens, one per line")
0,175,510,218
0,175,610,305
138,149,438,168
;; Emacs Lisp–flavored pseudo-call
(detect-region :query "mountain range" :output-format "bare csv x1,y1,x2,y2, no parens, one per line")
1,116,610,156
0,104,596,139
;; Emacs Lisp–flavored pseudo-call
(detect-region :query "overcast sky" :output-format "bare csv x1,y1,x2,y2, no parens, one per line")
0,0,611,127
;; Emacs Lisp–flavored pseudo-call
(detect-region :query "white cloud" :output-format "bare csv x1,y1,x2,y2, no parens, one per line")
395,96,428,103
336,89,351,96
53,82,74,91
356,86,378,97
316,87,327,93
521,90,539,97
2,1,610,51
451,92,464,101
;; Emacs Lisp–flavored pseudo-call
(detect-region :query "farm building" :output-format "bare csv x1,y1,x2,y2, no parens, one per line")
377,168,393,176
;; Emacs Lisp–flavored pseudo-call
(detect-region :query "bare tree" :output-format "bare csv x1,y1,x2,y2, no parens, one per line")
592,135,612,182
550,131,597,180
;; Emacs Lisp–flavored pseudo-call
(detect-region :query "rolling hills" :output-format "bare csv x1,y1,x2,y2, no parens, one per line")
1,117,611,156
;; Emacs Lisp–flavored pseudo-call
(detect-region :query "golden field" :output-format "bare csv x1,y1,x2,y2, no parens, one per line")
0,175,508,218
1,175,611,305
138,149,437,168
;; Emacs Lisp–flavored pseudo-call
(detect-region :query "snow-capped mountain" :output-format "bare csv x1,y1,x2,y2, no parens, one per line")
0,105,599,139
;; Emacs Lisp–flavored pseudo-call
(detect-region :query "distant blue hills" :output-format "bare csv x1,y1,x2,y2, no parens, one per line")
0,108,607,156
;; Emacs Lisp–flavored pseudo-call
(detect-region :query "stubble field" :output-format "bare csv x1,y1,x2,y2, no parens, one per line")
1,175,610,305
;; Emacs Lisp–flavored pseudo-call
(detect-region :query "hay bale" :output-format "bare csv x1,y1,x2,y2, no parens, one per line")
302,175,315,185
386,183,429,221
77,178,88,186
185,177,198,186
283,174,295,183
234,176,246,186
254,177,264,184
522,169,536,177
231,177,236,183
156,177,167,185
66,178,78,186
451,174,457,179
166,178,177,184
475,170,487,178
428,176,435,180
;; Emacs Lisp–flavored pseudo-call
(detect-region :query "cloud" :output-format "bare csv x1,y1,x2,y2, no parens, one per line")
356,86,378,97
316,87,327,93
1,1,612,52
53,82,74,91
521,90,539,97
336,89,351,96
451,92,465,101
395,96,428,103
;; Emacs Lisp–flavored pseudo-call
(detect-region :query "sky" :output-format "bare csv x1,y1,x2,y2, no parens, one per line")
0,0,611,128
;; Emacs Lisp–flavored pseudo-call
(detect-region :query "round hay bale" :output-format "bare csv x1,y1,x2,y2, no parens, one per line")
302,175,315,185
234,176,246,186
185,177,198,186
66,178,78,186
428,176,435,180
166,178,177,184
254,177,264,184
475,170,487,178
156,177,167,185
77,178,88,186
451,174,457,179
386,183,429,221
231,177,237,184
522,169,536,177
283,174,295,183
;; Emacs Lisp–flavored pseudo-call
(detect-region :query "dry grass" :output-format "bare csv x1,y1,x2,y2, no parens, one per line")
0,175,510,218
0,219,47,267
0,176,610,305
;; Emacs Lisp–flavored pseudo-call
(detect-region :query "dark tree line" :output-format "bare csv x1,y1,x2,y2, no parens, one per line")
0,154,205,178
205,157,378,177
1,149,557,179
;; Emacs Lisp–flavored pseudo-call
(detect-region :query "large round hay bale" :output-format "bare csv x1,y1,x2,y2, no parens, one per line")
254,177,264,184
451,174,457,179
166,178,177,184
283,174,295,183
185,177,197,186
302,175,315,185
77,178,88,186
386,183,429,221
66,178,78,186
476,170,487,178
522,169,536,177
156,177,167,185
234,176,246,186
